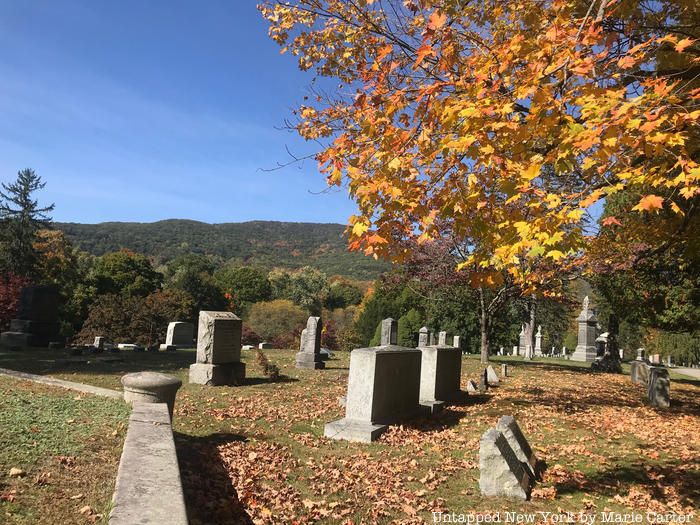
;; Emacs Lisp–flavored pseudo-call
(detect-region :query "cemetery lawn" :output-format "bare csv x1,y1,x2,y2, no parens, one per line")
0,375,129,524
1,349,699,524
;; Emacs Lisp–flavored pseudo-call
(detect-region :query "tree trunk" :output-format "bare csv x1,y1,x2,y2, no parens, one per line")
524,295,537,350
478,287,490,363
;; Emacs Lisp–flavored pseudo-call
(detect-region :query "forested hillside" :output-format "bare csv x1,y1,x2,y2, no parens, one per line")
56,220,388,279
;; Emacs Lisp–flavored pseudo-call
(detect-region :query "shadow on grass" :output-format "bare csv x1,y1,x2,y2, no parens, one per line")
0,347,195,377
554,461,700,507
244,375,298,386
175,431,253,525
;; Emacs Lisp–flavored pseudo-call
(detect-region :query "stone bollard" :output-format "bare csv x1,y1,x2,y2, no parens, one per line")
121,372,182,420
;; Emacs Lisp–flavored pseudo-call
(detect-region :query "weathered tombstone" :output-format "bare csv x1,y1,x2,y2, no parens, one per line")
93,336,107,350
501,364,508,377
466,379,478,393
0,285,62,348
512,345,518,356
189,311,246,386
534,326,543,356
453,335,462,350
619,348,624,360
419,343,462,413
159,322,194,351
428,331,436,346
650,354,661,364
499,346,504,356
636,348,646,360
479,428,532,500
380,318,398,346
665,355,673,367
496,415,538,479
486,365,499,386
324,345,425,442
122,372,182,420
259,342,273,350
518,325,527,356
572,296,597,362
647,367,670,408
296,316,325,370
418,326,429,347
438,331,447,346
630,360,650,385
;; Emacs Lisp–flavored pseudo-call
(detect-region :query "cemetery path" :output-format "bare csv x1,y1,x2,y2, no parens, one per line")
675,368,700,380
0,366,122,398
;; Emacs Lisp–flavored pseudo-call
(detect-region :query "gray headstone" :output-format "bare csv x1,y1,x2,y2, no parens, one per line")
534,325,543,356
380,318,398,346
296,316,325,369
479,428,531,500
419,345,462,412
501,364,508,377
453,335,461,349
165,322,194,347
518,325,527,355
648,367,670,409
636,348,646,360
324,345,424,442
486,365,499,385
196,311,242,364
438,331,447,346
466,380,478,393
512,345,518,356
428,331,436,346
418,326,429,347
495,415,538,479
630,360,650,385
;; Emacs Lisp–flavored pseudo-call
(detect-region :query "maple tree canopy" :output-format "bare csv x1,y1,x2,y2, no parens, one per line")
260,0,699,289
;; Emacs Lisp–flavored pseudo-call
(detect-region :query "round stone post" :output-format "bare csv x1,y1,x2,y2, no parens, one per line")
121,372,183,419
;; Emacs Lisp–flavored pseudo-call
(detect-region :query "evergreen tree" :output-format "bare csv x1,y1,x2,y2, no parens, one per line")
0,169,54,277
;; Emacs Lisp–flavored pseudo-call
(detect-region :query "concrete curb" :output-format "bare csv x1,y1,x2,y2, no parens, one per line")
0,367,122,399
110,402,188,525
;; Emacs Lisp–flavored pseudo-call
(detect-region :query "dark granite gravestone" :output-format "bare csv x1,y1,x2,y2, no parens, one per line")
0,285,62,347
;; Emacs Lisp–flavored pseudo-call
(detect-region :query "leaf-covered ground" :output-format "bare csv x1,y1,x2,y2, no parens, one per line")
172,352,700,524
0,375,129,524
1,348,698,524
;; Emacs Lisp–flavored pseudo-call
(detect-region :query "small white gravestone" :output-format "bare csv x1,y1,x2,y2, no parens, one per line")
479,428,532,500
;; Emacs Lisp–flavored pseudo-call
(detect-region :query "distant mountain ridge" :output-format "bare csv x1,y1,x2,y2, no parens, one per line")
55,219,388,280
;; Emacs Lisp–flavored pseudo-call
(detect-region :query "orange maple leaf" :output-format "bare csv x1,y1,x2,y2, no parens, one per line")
675,38,695,53
413,44,434,69
601,216,622,226
632,194,664,212
427,11,447,31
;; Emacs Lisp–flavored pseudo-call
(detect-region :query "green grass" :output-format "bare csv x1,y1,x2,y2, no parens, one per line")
0,376,129,524
1,347,699,524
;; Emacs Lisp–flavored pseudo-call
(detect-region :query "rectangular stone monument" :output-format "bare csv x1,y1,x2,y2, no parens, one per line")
380,318,398,346
650,354,661,364
94,336,107,350
647,367,670,409
418,326,429,347
324,345,425,442
495,415,538,479
512,345,518,356
453,335,461,350
630,360,650,385
296,316,325,370
428,331,436,346
636,348,646,360
189,311,245,386
518,325,527,356
501,364,508,377
160,322,194,350
534,326,543,356
572,296,597,362
438,331,447,346
419,345,462,413
486,365,499,385
259,342,273,350
0,285,62,348
479,428,532,500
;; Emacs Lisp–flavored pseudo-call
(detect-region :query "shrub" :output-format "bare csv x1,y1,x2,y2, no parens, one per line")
270,329,300,350
241,324,262,346
246,299,307,341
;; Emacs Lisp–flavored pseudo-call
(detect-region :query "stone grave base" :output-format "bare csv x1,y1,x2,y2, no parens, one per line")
0,332,30,348
189,362,246,386
324,418,388,443
419,399,446,415
295,352,325,370
630,360,650,385
571,345,596,362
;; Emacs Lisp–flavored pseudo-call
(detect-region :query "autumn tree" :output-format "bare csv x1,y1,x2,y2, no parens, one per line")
0,169,54,277
90,250,162,298
260,0,699,358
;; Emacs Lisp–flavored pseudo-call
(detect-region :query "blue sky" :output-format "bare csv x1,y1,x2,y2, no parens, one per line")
0,1,357,224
